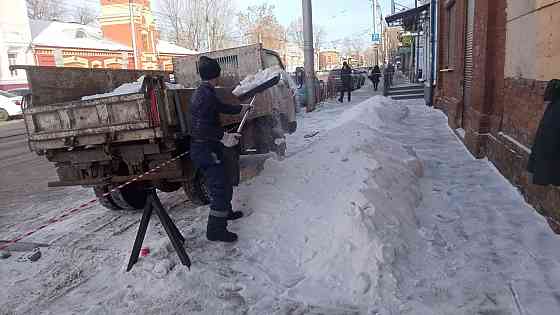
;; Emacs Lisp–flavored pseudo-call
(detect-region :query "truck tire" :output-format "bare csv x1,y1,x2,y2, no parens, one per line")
0,109,9,122
183,172,210,206
93,186,123,211
110,182,148,210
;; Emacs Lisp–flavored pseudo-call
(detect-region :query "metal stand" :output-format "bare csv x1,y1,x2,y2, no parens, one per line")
127,188,191,271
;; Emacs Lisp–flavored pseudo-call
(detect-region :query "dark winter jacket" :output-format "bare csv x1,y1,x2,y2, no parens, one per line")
527,79,560,186
341,65,352,89
190,82,242,142
369,67,381,82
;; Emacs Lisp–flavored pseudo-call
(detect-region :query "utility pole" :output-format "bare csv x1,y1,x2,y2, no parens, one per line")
128,0,139,69
302,0,315,112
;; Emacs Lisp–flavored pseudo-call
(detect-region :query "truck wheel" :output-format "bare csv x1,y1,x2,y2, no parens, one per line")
183,172,210,206
110,182,148,210
0,109,9,122
93,186,123,211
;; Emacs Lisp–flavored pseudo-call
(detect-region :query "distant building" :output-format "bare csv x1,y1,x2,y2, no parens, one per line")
281,42,304,73
0,0,34,90
0,0,197,89
31,0,196,70
318,50,340,71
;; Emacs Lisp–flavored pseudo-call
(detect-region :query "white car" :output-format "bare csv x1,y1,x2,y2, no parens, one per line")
0,92,22,121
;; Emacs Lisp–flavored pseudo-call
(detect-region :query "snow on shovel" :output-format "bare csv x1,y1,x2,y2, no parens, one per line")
232,66,283,133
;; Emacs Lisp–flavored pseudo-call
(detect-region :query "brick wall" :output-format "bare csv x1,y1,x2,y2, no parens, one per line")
434,0,560,233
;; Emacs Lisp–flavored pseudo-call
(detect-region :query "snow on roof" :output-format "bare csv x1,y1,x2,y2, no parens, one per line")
157,40,198,55
30,20,132,51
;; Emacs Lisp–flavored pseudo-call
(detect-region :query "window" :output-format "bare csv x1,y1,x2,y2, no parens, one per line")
445,1,456,68
263,52,284,69
8,53,17,76
142,33,149,51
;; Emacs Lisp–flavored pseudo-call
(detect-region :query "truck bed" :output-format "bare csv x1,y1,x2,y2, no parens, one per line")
25,93,163,151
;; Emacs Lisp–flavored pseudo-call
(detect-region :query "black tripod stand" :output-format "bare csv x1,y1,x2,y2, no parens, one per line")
127,188,191,271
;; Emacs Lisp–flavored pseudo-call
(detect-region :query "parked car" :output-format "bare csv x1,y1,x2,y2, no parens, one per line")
0,93,22,121
0,90,23,106
7,88,31,98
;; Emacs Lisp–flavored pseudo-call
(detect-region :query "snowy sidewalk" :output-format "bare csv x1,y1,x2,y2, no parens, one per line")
1,91,559,315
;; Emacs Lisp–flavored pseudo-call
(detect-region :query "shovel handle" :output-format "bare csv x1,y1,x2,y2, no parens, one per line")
236,95,256,133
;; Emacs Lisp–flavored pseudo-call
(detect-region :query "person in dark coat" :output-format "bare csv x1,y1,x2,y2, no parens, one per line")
369,65,381,91
527,79,560,186
190,56,251,242
338,61,352,103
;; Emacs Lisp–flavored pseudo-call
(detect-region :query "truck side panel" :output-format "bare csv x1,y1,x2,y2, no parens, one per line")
12,65,169,107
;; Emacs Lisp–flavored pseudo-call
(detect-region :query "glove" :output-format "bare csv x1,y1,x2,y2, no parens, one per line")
221,132,241,148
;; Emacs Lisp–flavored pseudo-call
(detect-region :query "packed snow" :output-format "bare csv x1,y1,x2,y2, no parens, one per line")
232,66,284,97
1,89,560,314
81,76,185,100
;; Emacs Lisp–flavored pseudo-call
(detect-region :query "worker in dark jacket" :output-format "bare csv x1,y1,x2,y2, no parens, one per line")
338,61,352,103
527,79,560,186
190,56,251,242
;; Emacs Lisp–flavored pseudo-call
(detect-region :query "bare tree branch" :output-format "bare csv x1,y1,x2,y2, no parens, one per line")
27,0,65,21
238,4,285,51
74,5,97,25
286,17,325,51
157,0,236,51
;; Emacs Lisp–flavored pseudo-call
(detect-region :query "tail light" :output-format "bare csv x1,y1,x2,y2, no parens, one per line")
15,100,22,106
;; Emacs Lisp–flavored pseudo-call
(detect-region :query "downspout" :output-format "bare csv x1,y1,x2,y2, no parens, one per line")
429,0,437,106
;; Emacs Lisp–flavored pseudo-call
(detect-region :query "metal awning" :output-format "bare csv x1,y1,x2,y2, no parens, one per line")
385,4,430,30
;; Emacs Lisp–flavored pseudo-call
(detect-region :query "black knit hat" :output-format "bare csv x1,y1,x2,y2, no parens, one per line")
198,56,221,80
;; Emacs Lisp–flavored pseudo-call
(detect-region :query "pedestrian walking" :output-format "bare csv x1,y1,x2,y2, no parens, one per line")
338,61,352,103
189,56,252,243
369,65,381,91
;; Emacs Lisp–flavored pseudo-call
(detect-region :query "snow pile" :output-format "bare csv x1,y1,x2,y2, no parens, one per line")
232,66,283,97
228,96,423,311
81,76,185,100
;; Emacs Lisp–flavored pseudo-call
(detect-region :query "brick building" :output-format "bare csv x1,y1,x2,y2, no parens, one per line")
434,0,560,230
318,50,341,71
0,0,196,89
30,0,196,71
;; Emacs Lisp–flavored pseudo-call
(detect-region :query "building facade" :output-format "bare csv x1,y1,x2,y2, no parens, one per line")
318,50,341,71
0,0,34,90
434,0,560,231
0,0,196,89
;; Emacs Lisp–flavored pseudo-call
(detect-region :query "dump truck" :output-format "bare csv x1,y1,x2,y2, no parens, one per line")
14,44,297,211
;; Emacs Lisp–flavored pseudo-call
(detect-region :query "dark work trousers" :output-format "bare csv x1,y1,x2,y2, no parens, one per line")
373,80,379,91
339,85,351,102
190,140,233,218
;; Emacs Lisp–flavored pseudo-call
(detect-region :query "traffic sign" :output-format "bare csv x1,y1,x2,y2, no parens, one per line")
372,33,381,44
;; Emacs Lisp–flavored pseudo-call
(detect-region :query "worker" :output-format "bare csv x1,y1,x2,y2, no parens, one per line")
190,56,251,243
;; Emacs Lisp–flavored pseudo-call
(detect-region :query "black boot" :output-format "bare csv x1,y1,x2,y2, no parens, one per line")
207,215,238,242
227,211,244,221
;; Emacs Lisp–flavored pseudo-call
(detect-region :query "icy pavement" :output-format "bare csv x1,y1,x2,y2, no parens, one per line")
1,92,560,315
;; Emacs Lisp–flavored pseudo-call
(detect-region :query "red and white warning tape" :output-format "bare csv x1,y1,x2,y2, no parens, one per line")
0,151,189,251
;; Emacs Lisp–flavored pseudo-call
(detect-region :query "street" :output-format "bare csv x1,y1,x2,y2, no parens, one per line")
0,120,82,234
1,84,559,314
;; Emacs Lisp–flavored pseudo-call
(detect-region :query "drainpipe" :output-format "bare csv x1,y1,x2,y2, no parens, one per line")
429,0,437,106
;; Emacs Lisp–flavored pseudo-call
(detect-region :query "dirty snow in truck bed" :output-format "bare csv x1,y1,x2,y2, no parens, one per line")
1,92,560,315
81,76,185,100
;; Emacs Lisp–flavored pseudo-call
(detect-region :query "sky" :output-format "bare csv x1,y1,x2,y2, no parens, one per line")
67,0,417,48
233,0,417,46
